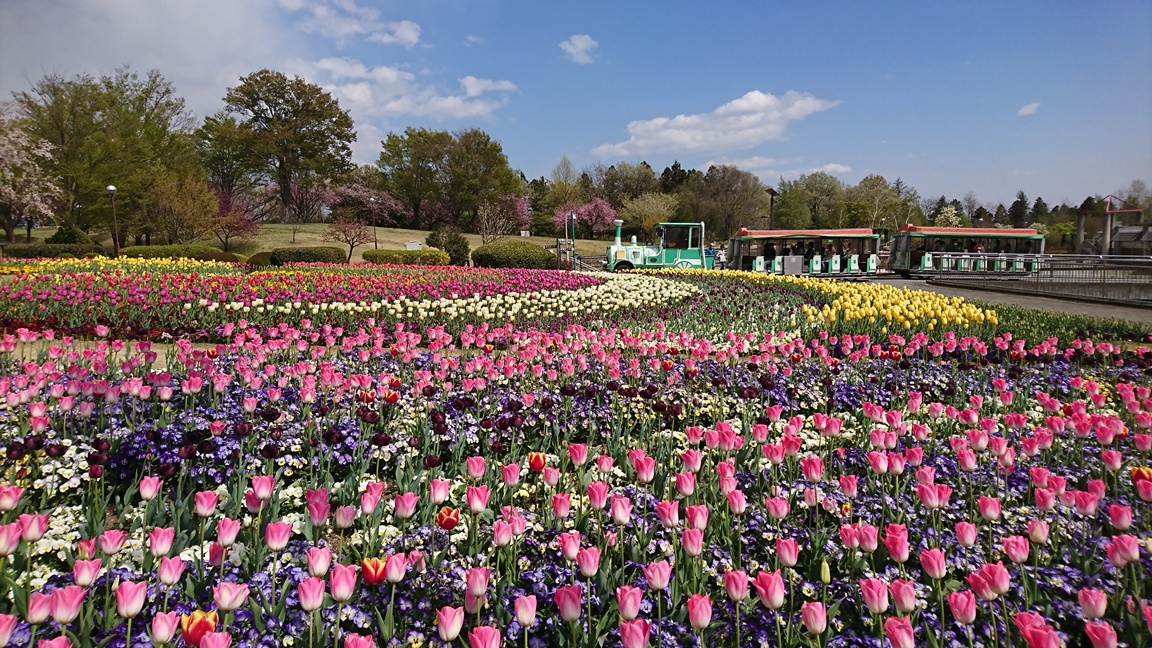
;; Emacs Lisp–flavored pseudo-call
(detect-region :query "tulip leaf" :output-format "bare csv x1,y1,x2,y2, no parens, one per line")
250,598,267,632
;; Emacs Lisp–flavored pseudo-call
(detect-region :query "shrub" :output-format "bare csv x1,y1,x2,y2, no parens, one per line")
120,245,241,262
2,243,105,258
246,251,274,267
269,247,347,266
472,239,559,269
363,249,450,266
45,225,93,245
426,228,471,266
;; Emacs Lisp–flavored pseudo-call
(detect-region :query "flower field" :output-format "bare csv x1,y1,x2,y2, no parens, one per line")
1,259,1151,648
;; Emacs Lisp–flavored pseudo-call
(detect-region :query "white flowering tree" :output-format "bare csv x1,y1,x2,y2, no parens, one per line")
934,206,964,228
0,106,61,242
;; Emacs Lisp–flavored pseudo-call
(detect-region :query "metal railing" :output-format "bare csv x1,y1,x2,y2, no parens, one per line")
928,254,1152,303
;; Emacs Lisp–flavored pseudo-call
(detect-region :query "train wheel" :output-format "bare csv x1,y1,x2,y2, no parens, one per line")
898,271,911,279
612,261,634,272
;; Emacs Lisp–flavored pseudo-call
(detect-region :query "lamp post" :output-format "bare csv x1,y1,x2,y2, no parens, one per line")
765,187,779,230
369,197,378,249
106,185,119,257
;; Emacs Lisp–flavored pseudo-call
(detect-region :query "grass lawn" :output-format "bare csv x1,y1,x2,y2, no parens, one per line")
16,224,612,263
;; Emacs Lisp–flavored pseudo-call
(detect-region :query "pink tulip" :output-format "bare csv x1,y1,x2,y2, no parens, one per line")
1106,535,1140,567
687,594,712,630
883,524,909,563
800,601,826,635
856,524,879,553
682,528,704,557
919,547,947,580
839,525,860,550
681,449,703,473
115,580,148,618
49,585,86,624
0,523,21,556
500,462,521,487
558,531,581,561
150,610,179,644
194,491,219,518
685,504,709,530
307,500,330,528
859,578,889,614
138,476,162,501
949,590,976,624
72,557,103,589
839,474,858,498
329,563,357,602
576,547,601,578
466,485,490,515
1085,620,1118,648
1079,587,1107,619
885,616,915,648
436,606,464,642
1034,487,1056,511
597,454,614,473
867,451,889,475
751,570,785,609
213,582,249,612
554,585,582,622
955,521,978,548
0,486,24,512
468,626,501,648
1027,519,1050,545
1108,504,1132,531
429,479,451,505
200,631,232,648
977,496,1000,521
298,577,325,612
333,506,356,530
393,492,418,520
633,456,656,483
97,529,127,555
616,585,643,620
799,455,824,482
265,521,292,551
765,496,789,520
644,561,672,591
1003,536,1030,564
492,520,513,547
344,635,375,648
611,495,632,525
215,518,241,548
619,619,651,648
673,471,695,497
726,489,748,515
777,537,799,567
306,547,331,577
514,595,537,627
146,527,174,557
655,501,679,528
543,466,560,487
27,592,52,625
545,493,568,520
465,456,486,480
724,570,748,602
586,482,609,511
157,556,186,586
250,475,275,501
466,566,491,597
568,443,588,467
890,579,916,613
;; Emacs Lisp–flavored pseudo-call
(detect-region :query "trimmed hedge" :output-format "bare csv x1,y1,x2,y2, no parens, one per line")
363,249,450,266
1,243,105,259
121,245,241,262
246,252,274,267
426,228,471,266
45,225,93,245
471,239,558,269
269,247,346,266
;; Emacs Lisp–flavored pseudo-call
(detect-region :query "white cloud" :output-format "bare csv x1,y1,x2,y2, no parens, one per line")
464,35,485,47
593,90,840,157
282,0,421,48
700,156,852,182
560,34,598,64
292,57,517,122
1017,102,1040,116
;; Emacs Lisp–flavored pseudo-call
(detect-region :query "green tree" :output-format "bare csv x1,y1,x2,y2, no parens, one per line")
600,162,659,209
699,165,768,239
1008,190,1030,228
972,206,991,225
443,128,520,229
618,192,679,238
993,203,1009,226
220,69,355,225
144,170,218,245
659,161,691,194
378,127,452,228
1031,196,1049,217
772,179,812,230
797,171,844,228
846,174,902,231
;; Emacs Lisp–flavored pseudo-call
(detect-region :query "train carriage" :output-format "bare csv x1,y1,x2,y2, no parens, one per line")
727,228,881,276
888,225,1046,278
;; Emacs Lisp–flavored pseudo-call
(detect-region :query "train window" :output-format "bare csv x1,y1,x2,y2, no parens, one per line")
664,227,689,249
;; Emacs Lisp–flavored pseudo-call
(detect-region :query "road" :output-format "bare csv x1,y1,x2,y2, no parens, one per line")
870,277,1152,325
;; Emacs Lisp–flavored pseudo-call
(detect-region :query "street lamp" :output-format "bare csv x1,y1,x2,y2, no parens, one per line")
106,185,119,257
369,197,378,250
765,187,779,230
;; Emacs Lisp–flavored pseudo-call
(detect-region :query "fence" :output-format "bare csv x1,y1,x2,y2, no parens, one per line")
928,254,1152,304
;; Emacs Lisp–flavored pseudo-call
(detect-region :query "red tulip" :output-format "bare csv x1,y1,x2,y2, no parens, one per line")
436,507,460,531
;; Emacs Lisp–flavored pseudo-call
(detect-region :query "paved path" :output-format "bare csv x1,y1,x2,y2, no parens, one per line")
870,277,1152,325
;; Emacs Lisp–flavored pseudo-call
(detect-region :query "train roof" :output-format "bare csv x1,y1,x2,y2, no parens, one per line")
732,228,877,239
895,224,1042,237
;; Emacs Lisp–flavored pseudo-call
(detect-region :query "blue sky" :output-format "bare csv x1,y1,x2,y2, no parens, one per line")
2,0,1150,208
